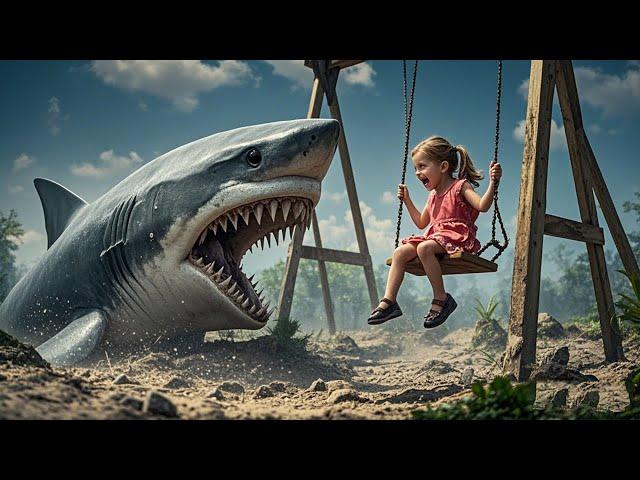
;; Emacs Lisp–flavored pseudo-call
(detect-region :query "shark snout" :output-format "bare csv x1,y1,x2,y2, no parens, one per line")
287,118,340,181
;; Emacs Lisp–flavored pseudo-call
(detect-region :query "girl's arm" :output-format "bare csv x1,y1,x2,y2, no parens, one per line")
398,184,430,229
462,161,503,212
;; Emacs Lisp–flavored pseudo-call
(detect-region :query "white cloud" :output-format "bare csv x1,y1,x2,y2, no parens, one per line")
517,63,640,117
513,118,566,151
263,60,377,90
342,62,376,87
263,60,312,90
574,65,640,117
381,191,395,204
588,124,602,135
325,191,347,203
71,150,144,178
13,153,36,171
8,229,45,246
317,201,394,260
91,60,255,112
8,185,24,194
48,97,68,136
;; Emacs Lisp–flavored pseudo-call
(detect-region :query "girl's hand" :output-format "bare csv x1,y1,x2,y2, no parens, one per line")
490,161,502,183
397,184,409,202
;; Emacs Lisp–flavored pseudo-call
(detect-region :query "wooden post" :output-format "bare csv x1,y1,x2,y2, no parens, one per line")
504,60,556,381
277,77,325,321
326,98,379,311
578,131,640,283
277,61,379,332
555,60,623,361
311,210,337,334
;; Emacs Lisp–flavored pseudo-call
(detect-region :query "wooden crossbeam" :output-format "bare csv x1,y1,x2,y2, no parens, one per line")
300,246,369,266
304,60,365,70
543,214,605,245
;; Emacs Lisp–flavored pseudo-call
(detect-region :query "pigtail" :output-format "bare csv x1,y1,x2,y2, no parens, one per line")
455,145,483,187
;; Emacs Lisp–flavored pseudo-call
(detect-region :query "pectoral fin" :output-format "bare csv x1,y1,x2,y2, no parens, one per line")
36,310,107,366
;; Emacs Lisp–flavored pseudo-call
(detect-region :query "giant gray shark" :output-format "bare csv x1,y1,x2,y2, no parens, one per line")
0,119,340,366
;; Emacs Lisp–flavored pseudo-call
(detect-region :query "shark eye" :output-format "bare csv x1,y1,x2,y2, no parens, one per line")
246,148,262,168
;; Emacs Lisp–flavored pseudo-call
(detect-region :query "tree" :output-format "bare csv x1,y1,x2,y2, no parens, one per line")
0,210,25,302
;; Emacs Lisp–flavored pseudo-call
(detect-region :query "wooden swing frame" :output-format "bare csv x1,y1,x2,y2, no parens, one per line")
276,60,639,377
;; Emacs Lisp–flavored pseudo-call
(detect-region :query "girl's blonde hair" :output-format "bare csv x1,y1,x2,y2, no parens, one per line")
411,135,483,187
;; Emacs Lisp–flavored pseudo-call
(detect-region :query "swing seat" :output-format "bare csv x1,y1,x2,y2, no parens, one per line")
385,251,498,276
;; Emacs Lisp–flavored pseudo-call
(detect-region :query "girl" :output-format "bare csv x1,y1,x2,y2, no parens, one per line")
367,135,502,329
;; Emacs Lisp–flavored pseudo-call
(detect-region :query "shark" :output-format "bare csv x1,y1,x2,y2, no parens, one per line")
0,118,340,366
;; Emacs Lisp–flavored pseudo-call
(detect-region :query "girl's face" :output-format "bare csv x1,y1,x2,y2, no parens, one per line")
412,151,449,191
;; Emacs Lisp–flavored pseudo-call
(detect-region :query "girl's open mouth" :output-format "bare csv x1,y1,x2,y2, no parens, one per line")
422,177,430,188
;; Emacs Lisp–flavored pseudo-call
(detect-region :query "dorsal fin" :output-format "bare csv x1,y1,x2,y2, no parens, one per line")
34,178,88,249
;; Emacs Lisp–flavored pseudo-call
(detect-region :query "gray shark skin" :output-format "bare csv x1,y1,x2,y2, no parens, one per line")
0,119,340,366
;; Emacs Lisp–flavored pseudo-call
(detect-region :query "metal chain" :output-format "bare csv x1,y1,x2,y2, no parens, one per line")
476,60,509,262
394,60,418,248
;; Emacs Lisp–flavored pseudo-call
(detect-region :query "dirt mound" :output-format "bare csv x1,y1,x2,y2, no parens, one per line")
537,313,565,339
471,318,507,351
0,330,49,368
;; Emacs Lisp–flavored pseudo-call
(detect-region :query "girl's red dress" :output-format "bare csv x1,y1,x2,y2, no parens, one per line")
401,178,481,254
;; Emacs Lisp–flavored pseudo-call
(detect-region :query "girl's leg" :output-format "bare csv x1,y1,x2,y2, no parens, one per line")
416,240,447,312
375,243,418,311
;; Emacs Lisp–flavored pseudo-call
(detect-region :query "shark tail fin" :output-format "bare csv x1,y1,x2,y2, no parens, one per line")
34,178,89,249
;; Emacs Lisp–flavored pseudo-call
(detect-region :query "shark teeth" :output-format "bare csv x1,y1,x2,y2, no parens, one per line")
189,196,314,323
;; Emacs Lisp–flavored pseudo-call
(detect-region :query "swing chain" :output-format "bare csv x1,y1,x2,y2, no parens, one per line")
477,60,509,262
395,60,418,249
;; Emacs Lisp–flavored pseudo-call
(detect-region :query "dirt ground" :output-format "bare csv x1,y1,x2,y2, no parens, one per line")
0,324,638,419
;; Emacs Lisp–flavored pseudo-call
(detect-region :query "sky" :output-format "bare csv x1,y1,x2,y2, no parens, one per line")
1,59,640,297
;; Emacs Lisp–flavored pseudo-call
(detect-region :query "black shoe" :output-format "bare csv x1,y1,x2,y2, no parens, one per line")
368,297,403,325
423,293,457,329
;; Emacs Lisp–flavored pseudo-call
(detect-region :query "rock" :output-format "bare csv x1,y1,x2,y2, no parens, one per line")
0,373,6,381
541,346,570,366
460,367,474,387
328,389,362,404
119,396,143,410
163,376,191,389
625,366,640,408
308,378,327,392
571,390,600,409
218,381,245,395
549,388,568,409
325,380,352,392
566,324,581,336
113,374,138,385
254,385,274,399
80,370,92,378
380,384,463,404
471,318,507,351
537,313,565,338
207,388,225,400
421,359,455,375
0,329,49,368
531,346,597,383
329,334,361,354
269,381,287,393
143,391,179,418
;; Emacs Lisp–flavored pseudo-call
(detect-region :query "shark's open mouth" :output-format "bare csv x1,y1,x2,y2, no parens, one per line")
187,196,313,323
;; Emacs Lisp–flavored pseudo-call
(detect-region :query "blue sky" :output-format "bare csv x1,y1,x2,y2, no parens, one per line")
2,60,639,296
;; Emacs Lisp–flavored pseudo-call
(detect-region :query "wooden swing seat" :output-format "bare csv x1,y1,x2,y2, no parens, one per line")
385,251,498,276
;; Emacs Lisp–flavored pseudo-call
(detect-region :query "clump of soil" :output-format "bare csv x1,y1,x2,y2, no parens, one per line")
471,318,507,351
537,313,565,339
0,330,50,368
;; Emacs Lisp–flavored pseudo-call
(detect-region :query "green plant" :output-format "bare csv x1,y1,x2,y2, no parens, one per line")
412,376,540,420
473,295,500,322
615,270,640,327
267,316,311,355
